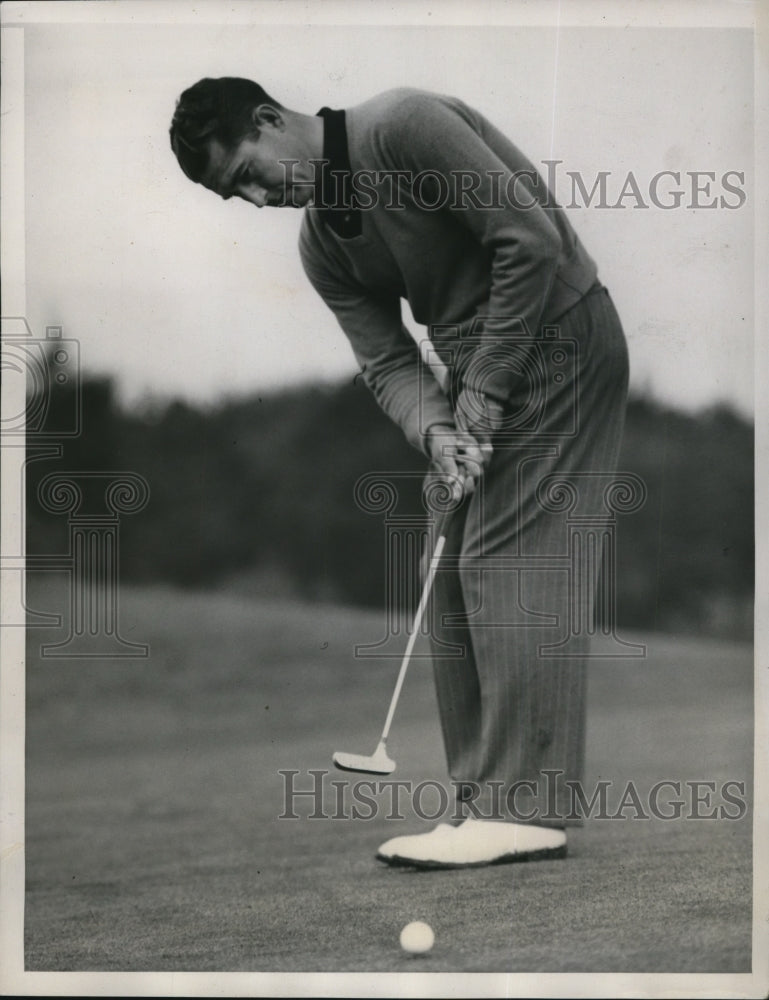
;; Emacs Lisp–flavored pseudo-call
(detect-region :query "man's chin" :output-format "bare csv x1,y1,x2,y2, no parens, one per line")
285,189,315,208
265,189,314,209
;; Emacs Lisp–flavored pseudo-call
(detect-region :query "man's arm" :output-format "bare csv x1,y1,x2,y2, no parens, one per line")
299,233,454,454
299,235,486,496
381,92,563,409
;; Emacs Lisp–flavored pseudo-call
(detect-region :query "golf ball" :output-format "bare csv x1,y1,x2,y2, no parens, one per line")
399,920,435,954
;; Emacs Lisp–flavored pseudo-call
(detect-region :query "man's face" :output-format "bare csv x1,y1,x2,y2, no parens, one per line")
201,115,315,209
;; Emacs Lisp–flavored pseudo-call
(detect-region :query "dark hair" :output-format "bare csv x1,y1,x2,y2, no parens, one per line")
169,77,283,182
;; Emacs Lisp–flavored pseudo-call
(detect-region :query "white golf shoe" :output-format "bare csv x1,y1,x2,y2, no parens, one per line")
376,817,567,869
376,823,457,866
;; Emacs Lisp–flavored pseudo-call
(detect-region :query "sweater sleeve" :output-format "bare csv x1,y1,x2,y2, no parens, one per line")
299,228,455,454
382,92,563,403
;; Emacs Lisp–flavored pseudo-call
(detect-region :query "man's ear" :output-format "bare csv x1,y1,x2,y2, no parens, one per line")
251,104,285,131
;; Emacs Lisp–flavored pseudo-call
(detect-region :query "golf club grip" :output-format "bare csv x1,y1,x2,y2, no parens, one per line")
431,489,466,540
380,531,447,743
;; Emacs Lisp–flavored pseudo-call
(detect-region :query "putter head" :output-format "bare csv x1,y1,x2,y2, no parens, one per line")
332,740,396,775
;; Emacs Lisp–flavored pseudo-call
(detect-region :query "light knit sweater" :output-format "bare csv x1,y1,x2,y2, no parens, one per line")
299,88,598,453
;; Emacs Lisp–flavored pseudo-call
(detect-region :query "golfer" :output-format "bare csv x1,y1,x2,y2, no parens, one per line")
170,78,629,868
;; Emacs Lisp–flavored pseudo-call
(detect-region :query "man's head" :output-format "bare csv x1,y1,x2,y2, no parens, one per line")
169,77,322,208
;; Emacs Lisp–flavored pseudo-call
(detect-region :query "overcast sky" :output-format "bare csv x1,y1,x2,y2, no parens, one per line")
21,13,754,417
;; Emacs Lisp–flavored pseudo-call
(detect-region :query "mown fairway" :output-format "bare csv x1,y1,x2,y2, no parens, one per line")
24,578,753,972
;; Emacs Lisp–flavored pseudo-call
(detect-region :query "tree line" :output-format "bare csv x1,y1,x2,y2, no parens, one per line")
26,375,754,639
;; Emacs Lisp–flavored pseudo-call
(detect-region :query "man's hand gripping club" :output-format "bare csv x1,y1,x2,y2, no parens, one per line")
426,387,505,502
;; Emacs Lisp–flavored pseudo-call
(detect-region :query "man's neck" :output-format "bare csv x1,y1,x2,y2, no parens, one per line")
282,108,326,162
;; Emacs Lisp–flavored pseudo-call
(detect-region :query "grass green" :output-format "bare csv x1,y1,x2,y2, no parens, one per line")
24,578,753,972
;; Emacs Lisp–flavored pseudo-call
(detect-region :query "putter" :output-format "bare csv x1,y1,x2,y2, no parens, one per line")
333,511,450,775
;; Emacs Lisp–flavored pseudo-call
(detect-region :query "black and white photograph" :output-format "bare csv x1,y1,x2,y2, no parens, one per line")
1,1,766,996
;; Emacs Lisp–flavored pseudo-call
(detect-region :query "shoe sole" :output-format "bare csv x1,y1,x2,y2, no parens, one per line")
376,843,568,870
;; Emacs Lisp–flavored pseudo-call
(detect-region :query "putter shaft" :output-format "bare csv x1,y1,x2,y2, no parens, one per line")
332,525,449,775
379,532,446,744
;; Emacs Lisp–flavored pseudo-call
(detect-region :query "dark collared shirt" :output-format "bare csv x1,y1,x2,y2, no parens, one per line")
314,107,362,239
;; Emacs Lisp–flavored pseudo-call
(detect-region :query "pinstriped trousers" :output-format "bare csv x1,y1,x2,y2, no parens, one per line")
430,286,629,826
